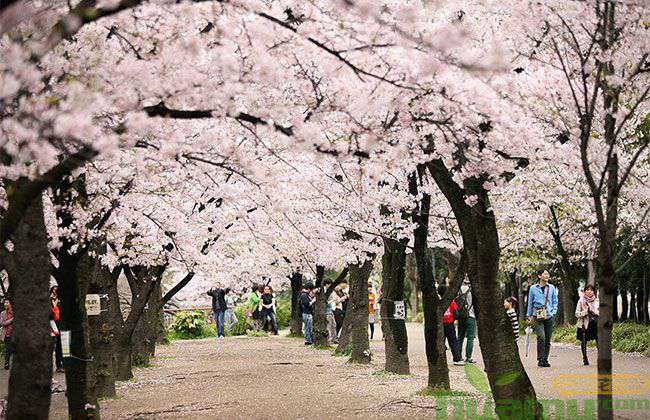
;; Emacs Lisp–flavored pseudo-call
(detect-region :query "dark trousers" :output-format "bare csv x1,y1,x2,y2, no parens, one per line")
213,310,225,337
262,310,278,334
535,317,554,363
444,323,462,362
4,336,12,369
334,309,345,334
54,334,63,369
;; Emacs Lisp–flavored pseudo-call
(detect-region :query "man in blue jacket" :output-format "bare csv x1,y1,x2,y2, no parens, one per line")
527,269,559,367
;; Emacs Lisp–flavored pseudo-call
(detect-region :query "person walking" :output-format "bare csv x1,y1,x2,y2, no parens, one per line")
575,284,599,365
260,285,278,335
207,284,227,338
50,287,64,372
224,288,239,333
368,285,377,340
300,283,315,345
1,299,13,370
526,269,559,367
457,277,476,364
504,297,520,340
439,285,464,366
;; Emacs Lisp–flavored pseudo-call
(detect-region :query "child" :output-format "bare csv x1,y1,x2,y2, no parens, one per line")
504,297,519,340
439,285,464,366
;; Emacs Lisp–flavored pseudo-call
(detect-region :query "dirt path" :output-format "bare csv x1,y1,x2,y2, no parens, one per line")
2,323,648,418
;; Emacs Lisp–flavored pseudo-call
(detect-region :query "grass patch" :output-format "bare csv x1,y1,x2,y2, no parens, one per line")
551,322,650,356
286,332,304,339
333,343,352,357
464,363,491,397
246,330,268,337
153,355,176,360
132,354,152,368
416,387,469,397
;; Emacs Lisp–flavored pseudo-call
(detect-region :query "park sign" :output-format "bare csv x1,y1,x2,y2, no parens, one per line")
85,294,101,316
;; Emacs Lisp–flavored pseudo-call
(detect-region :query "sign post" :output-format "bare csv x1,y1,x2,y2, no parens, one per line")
85,294,101,316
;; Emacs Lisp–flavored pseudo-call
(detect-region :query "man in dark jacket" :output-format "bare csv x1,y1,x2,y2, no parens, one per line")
207,284,227,338
300,283,315,345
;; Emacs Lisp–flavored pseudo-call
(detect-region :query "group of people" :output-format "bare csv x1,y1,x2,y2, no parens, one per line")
440,269,599,368
208,269,600,367
246,284,279,334
524,269,599,366
207,285,240,337
1,286,63,372
300,280,379,346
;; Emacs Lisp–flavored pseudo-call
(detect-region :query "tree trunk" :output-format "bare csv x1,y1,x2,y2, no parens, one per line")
560,280,575,325
405,253,419,318
620,286,628,321
381,237,410,374
57,251,99,419
588,259,597,286
290,272,303,336
114,265,165,380
312,265,329,347
628,288,636,321
643,267,650,324
612,284,619,322
409,172,450,390
428,161,542,418
349,259,373,363
335,285,355,355
637,284,646,324
87,257,120,399
5,187,53,420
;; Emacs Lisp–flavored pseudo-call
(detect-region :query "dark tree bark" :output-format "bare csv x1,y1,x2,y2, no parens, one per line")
349,259,373,363
290,272,303,336
114,265,166,381
5,186,53,420
56,249,99,420
405,253,419,317
335,280,356,355
548,206,578,325
381,237,410,374
312,265,329,347
428,160,542,418
409,171,450,390
637,285,646,324
87,256,122,399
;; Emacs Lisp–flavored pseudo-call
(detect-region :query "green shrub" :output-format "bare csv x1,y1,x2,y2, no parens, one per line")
132,353,151,368
168,310,216,340
552,321,650,356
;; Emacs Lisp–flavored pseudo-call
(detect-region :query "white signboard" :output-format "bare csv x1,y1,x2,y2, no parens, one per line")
394,301,406,320
61,330,71,357
85,294,101,316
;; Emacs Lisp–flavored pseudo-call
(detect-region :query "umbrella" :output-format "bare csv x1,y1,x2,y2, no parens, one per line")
524,326,533,357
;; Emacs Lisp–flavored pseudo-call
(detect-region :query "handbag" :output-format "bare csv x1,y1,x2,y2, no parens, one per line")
534,286,550,320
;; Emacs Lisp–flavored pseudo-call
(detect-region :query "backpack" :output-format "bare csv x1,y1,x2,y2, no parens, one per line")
456,288,471,320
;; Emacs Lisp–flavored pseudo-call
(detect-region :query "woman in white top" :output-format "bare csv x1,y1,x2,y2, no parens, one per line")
575,284,599,365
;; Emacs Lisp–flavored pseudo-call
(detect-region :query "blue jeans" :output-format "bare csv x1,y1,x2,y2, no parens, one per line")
302,313,313,344
213,310,225,337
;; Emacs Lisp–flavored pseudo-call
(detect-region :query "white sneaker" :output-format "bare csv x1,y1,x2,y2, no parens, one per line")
453,361,465,366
